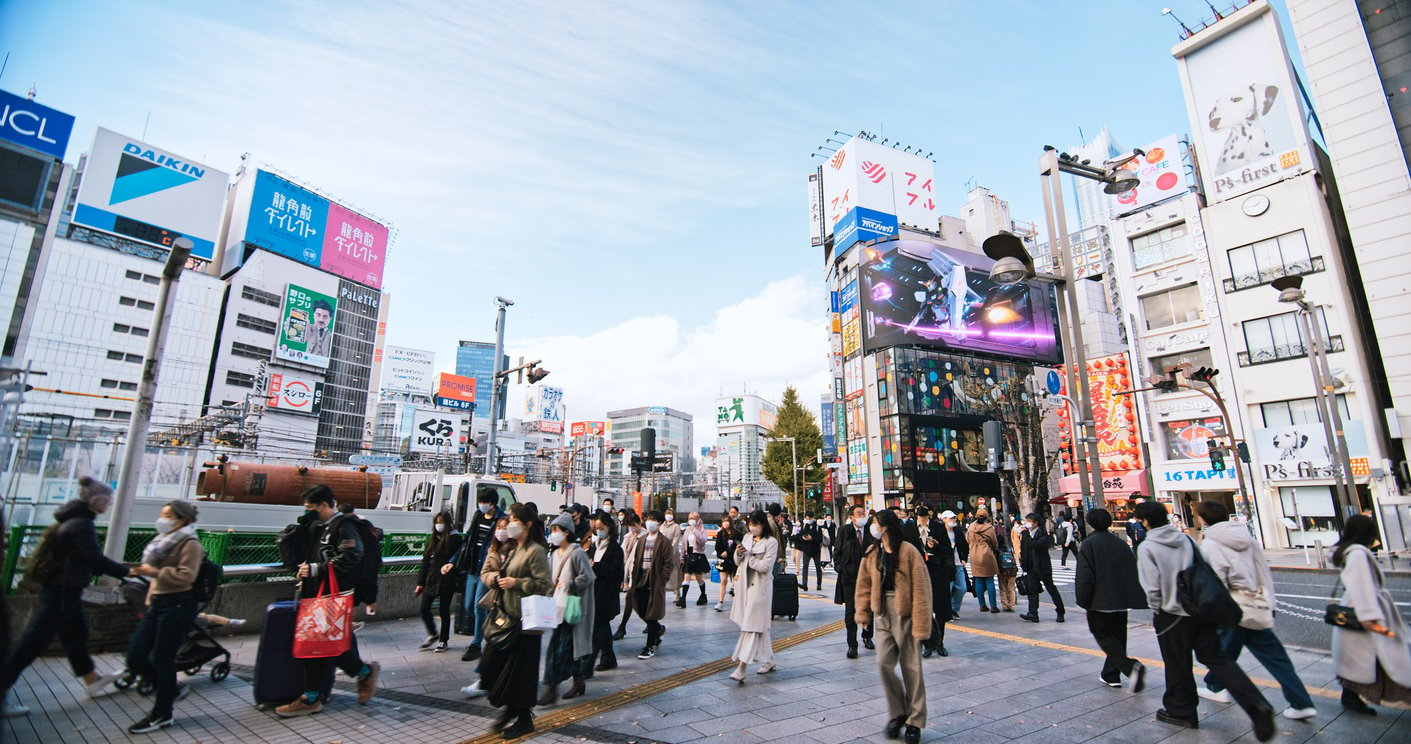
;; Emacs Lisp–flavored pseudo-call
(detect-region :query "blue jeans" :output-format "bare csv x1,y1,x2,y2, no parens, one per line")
464,574,490,646
974,576,997,607
1205,626,1314,710
950,566,967,614
126,590,198,719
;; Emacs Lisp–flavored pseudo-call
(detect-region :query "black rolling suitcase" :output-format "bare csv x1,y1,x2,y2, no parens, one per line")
772,573,800,620
252,600,336,707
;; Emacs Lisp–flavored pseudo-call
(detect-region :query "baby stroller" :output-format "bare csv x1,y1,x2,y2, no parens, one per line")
114,577,232,695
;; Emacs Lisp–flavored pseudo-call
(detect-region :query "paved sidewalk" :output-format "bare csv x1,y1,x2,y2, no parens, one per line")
5,572,1409,743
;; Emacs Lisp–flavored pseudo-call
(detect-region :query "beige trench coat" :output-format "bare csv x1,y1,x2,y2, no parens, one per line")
730,535,778,634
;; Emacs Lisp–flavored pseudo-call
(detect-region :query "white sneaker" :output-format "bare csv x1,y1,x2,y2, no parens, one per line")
85,671,124,698
225,618,247,630
1197,686,1232,704
461,681,486,698
1283,706,1317,720
2,699,30,718
714,602,724,612
418,635,437,650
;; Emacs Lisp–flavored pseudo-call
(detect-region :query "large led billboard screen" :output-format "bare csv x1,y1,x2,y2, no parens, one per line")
859,239,1061,364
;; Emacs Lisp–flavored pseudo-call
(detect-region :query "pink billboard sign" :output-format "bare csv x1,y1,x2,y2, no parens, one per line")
321,203,388,289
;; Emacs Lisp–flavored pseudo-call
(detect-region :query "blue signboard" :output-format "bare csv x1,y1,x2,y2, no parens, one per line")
820,401,836,455
829,291,839,314
1046,369,1062,395
436,396,474,411
832,206,898,254
0,89,75,160
839,280,860,315
245,169,330,266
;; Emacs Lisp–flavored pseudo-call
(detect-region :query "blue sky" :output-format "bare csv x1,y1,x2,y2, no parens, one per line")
0,0,1291,438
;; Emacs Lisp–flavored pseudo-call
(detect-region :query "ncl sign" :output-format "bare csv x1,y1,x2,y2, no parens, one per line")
0,89,75,160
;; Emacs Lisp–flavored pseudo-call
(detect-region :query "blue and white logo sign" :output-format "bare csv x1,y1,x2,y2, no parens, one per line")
0,89,74,160
832,206,898,254
1046,369,1062,395
71,128,228,259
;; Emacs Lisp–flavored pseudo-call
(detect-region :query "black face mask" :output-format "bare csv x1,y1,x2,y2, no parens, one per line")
299,509,319,525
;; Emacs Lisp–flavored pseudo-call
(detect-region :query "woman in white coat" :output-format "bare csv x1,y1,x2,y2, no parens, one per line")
1331,514,1411,714
728,510,779,683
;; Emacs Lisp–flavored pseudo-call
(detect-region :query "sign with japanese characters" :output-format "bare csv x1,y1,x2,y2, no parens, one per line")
381,346,435,394
241,169,389,289
265,371,324,416
821,136,938,254
276,283,338,368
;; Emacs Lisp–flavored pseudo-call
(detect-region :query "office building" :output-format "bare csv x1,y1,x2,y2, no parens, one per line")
714,394,777,488
456,340,507,422
606,406,694,476
1068,126,1124,229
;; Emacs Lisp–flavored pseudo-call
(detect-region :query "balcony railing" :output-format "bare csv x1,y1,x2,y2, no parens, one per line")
1224,256,1325,293
1238,334,1344,367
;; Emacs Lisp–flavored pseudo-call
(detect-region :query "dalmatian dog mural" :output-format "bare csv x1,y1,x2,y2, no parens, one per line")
1208,82,1280,175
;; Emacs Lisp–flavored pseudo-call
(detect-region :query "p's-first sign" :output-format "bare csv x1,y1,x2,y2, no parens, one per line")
0,90,75,160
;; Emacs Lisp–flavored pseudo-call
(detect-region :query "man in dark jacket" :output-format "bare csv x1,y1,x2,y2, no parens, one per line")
795,516,823,591
940,510,969,618
1018,512,1065,623
276,485,380,718
1074,508,1147,690
586,511,624,672
905,504,955,658
449,488,504,661
1,477,130,715
833,504,873,657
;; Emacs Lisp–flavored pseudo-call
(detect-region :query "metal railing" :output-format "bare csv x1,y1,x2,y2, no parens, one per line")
2,524,429,594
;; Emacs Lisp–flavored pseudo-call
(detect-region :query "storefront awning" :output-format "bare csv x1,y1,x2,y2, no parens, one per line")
1052,470,1150,503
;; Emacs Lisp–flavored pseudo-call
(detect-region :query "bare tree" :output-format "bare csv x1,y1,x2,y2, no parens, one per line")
960,373,1060,517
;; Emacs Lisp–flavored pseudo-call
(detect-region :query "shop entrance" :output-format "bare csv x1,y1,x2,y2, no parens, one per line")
1175,490,1236,533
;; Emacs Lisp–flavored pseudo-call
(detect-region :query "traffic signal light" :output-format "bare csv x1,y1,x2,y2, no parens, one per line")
607,447,624,455
1188,366,1221,383
526,362,550,384
1208,439,1226,471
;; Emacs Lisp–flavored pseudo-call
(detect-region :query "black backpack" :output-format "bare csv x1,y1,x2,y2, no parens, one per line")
19,523,64,591
1176,537,1243,627
276,521,310,571
335,515,383,606
194,556,223,603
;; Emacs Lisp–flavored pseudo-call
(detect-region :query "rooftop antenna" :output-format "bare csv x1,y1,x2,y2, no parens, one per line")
1205,1,1224,20
1078,126,1087,146
1161,7,1194,37
142,112,151,140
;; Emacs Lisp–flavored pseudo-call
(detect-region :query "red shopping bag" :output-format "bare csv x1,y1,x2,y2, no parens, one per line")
292,570,354,659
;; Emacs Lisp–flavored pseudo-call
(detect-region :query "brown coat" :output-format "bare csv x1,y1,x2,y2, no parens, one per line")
625,531,676,622
966,521,999,578
854,540,932,640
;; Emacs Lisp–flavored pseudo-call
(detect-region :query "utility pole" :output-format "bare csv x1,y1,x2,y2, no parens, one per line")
105,238,193,560
483,297,512,476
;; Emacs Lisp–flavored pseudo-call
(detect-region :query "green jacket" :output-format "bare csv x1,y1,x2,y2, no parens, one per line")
480,541,551,621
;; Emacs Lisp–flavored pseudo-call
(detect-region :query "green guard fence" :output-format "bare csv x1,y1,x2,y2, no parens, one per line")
1,525,428,594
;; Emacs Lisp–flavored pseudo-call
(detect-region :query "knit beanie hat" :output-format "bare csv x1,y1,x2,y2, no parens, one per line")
78,476,114,512
549,512,576,534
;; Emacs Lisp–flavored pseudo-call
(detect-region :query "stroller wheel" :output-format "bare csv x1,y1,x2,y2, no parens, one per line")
137,678,155,696
211,662,230,682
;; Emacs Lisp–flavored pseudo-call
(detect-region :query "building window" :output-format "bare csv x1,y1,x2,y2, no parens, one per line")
226,371,256,388
124,269,159,285
1148,348,1214,394
94,408,132,421
106,349,142,363
230,341,273,361
1140,284,1204,330
119,296,135,307
1225,230,1319,291
1239,308,1338,367
113,323,150,337
240,285,283,308
235,313,277,334
1131,222,1190,269
1260,394,1351,427
119,296,155,310
100,379,118,389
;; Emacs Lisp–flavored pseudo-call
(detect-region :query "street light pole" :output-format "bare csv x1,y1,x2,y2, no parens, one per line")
483,297,512,476
105,238,193,560
768,436,798,517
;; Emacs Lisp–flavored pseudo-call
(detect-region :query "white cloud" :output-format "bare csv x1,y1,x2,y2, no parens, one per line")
503,275,830,448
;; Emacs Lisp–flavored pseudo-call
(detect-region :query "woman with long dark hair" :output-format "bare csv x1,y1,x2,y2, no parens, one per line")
416,510,463,652
727,510,778,682
1331,514,1411,714
478,504,551,738
855,509,931,744
461,516,510,699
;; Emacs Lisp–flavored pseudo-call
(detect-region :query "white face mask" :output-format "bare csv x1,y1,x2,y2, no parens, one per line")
645,520,660,533
749,525,763,536
506,522,525,540
548,531,566,546
664,514,675,522
494,529,509,542
686,518,696,526
434,524,446,533
155,517,177,535
805,519,814,525
869,523,883,540
479,503,494,514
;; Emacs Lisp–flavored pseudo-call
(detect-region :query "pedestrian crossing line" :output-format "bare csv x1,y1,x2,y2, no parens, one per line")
463,619,847,744
944,622,1345,701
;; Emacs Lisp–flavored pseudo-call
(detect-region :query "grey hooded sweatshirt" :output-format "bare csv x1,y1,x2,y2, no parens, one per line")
1136,523,1194,615
1199,521,1273,596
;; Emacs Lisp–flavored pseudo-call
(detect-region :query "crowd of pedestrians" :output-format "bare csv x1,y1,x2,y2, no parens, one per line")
4,479,1410,742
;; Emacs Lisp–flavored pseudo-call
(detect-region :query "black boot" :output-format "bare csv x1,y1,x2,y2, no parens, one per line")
502,712,534,738
612,626,627,641
1342,688,1377,715
563,676,586,699
462,643,482,662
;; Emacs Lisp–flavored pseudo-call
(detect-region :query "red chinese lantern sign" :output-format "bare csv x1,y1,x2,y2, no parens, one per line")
1058,353,1143,475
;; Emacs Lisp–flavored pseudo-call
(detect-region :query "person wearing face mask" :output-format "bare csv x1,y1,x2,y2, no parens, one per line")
460,517,511,699
122,500,204,734
624,510,676,659
834,504,875,658
540,513,596,705
855,509,931,744
1,477,131,720
586,512,624,673
416,511,463,653
795,514,823,591
965,509,1000,614
904,504,954,658
714,517,740,612
1018,512,1065,623
938,511,969,619
478,504,552,738
679,512,711,606
728,510,779,682
447,490,506,662
659,509,686,607
613,511,643,640
1074,508,1147,693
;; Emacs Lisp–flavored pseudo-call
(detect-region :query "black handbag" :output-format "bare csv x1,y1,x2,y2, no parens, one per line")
1324,578,1364,631
481,586,521,650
